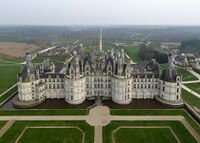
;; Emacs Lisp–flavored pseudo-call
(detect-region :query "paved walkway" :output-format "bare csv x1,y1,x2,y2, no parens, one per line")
187,69,200,80
0,83,17,98
111,126,181,143
180,69,200,99
0,106,200,143
182,84,200,99
0,120,15,138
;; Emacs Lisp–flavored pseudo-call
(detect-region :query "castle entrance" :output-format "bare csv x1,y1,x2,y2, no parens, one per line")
95,95,102,106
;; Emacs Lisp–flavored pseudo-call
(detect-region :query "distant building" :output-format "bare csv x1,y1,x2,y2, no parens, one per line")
193,58,200,70
174,53,188,67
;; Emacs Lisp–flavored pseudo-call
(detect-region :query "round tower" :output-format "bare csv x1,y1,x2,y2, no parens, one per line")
158,55,183,106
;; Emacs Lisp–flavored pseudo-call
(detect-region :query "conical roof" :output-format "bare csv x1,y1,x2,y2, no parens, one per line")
160,55,177,82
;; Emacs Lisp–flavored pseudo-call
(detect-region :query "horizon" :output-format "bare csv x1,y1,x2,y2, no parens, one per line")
0,0,200,26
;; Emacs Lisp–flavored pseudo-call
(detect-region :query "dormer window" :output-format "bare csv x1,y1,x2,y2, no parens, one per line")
108,66,112,71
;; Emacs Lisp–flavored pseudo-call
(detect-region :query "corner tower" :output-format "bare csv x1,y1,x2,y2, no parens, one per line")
158,54,183,106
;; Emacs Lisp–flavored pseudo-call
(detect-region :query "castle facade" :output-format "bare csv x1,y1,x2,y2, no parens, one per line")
16,33,183,107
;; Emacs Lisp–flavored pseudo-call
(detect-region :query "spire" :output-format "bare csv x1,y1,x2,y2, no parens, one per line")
99,27,102,52
25,53,33,75
160,54,177,82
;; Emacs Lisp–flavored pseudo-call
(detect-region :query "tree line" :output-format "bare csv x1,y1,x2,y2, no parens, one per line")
139,44,168,64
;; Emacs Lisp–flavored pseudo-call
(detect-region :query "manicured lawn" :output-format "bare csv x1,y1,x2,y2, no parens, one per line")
177,68,198,81
0,121,6,129
114,128,178,143
0,109,87,115
103,121,197,143
123,46,142,62
0,121,94,143
85,46,95,53
160,64,167,70
0,54,23,63
0,85,17,103
18,128,83,143
103,45,113,52
185,82,200,94
182,89,200,109
0,66,20,94
110,109,200,135
0,60,19,64
32,56,66,63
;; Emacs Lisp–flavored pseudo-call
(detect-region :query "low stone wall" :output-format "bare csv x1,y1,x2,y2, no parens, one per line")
184,103,200,124
154,96,184,108
0,91,17,107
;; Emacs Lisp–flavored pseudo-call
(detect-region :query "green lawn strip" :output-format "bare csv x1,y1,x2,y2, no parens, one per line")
0,66,20,94
160,64,167,70
193,68,200,75
110,109,200,135
182,89,200,109
18,128,82,143
123,46,142,62
85,46,95,53
0,60,19,64
103,121,197,143
184,82,200,94
0,121,94,143
0,85,17,103
0,121,6,129
177,68,198,81
114,128,178,143
103,45,113,52
32,56,66,63
0,54,23,63
0,109,87,115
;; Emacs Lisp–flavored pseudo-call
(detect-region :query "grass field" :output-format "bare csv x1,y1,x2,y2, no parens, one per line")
0,109,87,115
18,128,83,143
0,121,6,129
160,64,167,70
32,55,67,63
177,68,198,81
123,46,142,62
110,109,200,135
182,89,200,109
85,46,95,53
0,85,17,103
0,60,19,64
103,121,197,143
0,121,94,143
0,66,20,94
0,42,43,58
185,82,200,94
114,128,178,143
103,45,113,52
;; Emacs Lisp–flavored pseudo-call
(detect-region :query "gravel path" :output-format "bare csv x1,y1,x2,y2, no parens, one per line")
0,120,15,138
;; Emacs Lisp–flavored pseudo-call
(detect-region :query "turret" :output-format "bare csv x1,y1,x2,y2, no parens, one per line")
121,48,125,63
25,53,33,75
159,54,182,103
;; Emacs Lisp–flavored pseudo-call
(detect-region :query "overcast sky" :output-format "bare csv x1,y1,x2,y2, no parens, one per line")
0,0,200,26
